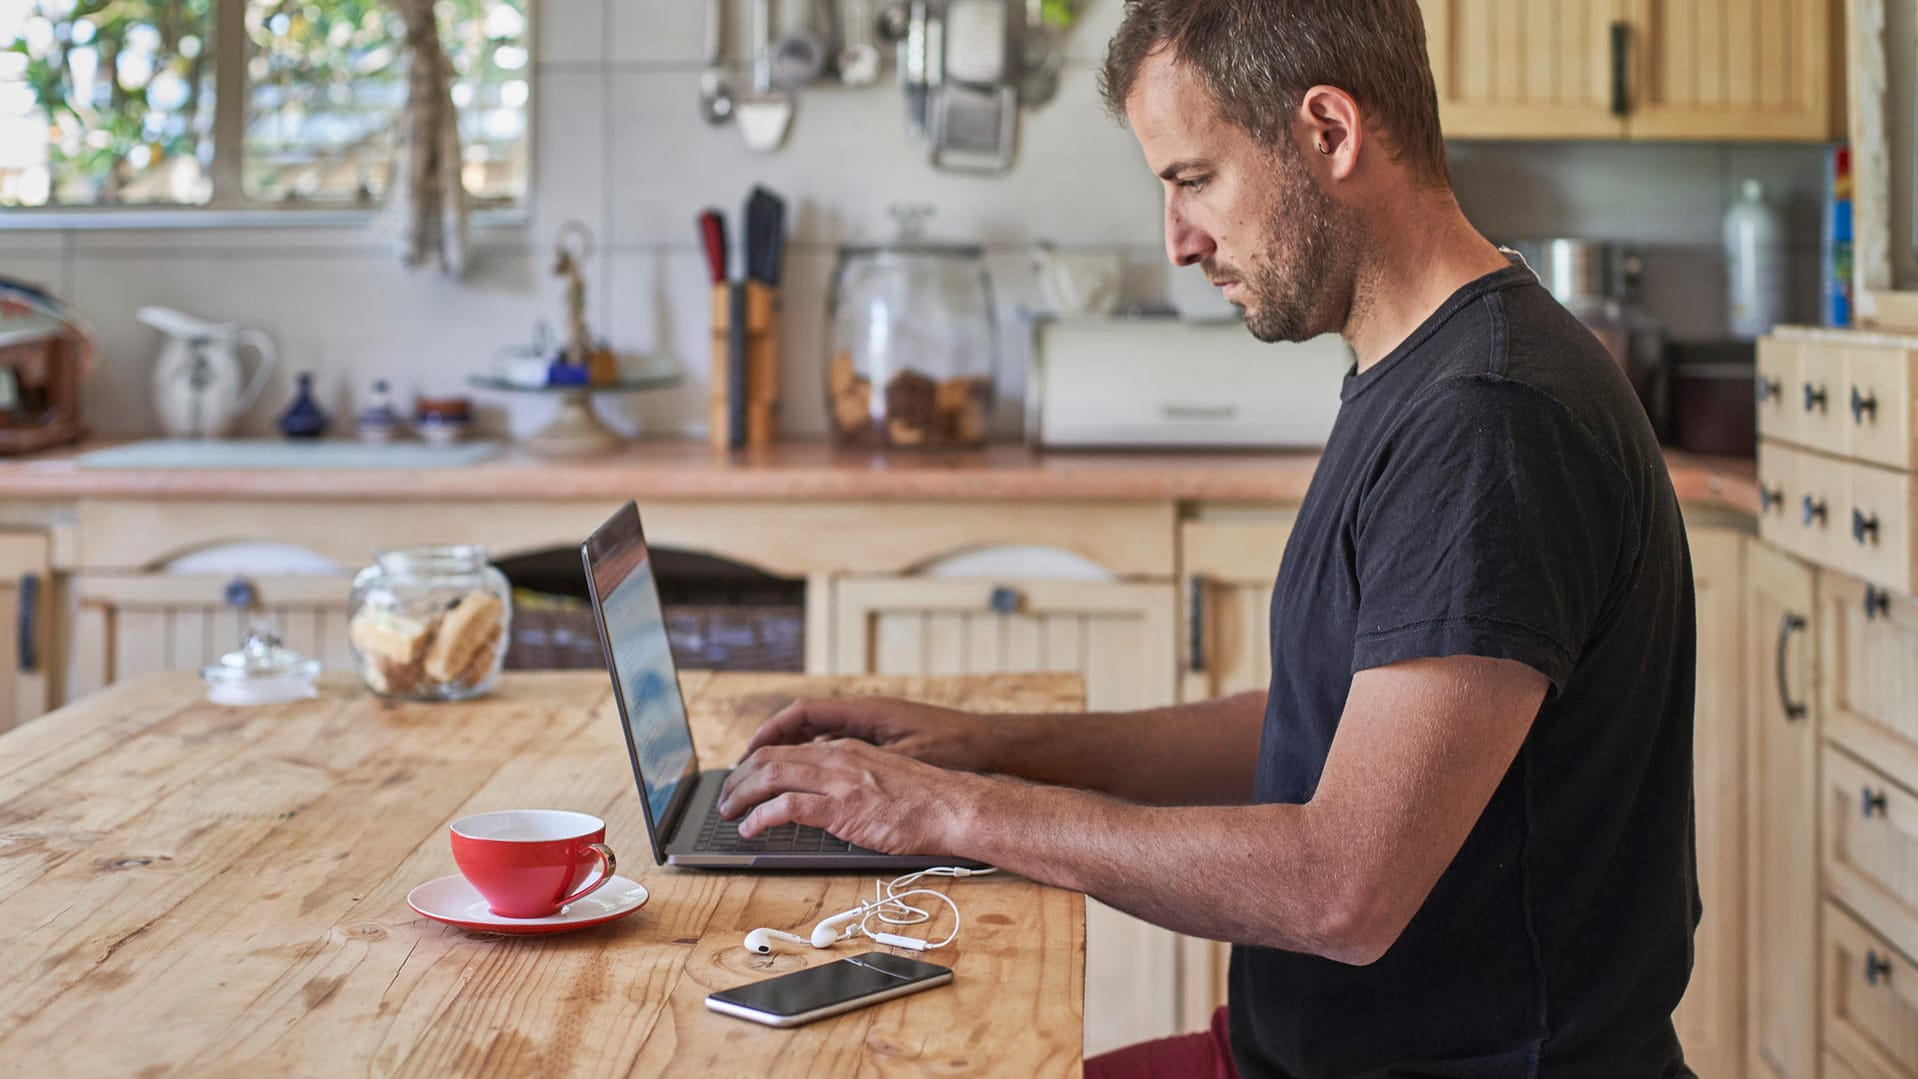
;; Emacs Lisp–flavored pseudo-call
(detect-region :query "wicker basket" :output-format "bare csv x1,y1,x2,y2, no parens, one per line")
504,589,803,673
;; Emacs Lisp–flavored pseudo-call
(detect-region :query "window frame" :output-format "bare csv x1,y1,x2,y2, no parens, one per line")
0,0,534,229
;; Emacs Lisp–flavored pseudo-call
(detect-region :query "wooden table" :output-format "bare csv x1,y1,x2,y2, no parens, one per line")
0,671,1087,1077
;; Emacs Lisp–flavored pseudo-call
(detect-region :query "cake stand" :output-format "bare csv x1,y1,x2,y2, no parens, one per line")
470,371,682,456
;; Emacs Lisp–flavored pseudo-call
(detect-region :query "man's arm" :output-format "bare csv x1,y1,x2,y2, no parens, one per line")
719,654,1547,964
739,691,1265,805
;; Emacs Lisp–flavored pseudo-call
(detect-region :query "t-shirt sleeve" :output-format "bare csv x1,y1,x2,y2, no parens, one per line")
1351,375,1635,692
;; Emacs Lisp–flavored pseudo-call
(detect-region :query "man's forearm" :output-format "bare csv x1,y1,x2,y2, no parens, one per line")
949,775,1360,960
974,691,1264,805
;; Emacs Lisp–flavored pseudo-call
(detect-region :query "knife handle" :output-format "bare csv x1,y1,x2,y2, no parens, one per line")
699,210,727,285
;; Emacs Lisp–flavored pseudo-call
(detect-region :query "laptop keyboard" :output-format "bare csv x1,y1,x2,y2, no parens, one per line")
695,809,857,854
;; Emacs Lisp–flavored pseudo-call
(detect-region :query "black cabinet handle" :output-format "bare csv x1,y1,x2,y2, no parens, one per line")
1853,509,1882,546
15,572,37,674
1187,577,1206,674
1610,21,1631,117
1757,376,1782,404
1865,586,1891,620
1802,496,1828,527
1865,950,1893,985
1776,612,1808,721
1759,483,1785,512
1851,386,1879,424
988,586,1022,615
1863,788,1888,818
223,576,258,610
1804,383,1829,413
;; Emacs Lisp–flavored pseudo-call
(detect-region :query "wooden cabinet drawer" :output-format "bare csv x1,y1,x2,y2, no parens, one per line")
1844,346,1918,470
1759,337,1804,446
1800,341,1850,456
1843,462,1918,595
1824,748,1918,963
1823,573,1918,785
1823,903,1918,1079
1762,443,1846,568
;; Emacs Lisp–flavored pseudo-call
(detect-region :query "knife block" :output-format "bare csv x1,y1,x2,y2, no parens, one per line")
708,282,780,450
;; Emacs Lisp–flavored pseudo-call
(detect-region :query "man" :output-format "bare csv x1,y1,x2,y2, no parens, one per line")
718,2,1698,1075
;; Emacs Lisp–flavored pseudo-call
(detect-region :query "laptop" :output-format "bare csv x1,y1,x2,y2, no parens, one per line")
582,501,969,870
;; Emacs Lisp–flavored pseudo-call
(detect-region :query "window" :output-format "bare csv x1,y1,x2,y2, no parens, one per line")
0,0,528,212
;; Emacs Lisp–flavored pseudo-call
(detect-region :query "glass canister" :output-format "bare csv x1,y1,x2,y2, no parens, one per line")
348,546,512,701
826,206,998,449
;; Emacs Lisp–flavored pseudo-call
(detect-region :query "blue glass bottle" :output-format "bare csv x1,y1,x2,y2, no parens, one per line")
278,372,330,440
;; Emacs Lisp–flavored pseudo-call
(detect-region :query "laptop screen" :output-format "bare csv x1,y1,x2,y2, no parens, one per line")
582,503,696,842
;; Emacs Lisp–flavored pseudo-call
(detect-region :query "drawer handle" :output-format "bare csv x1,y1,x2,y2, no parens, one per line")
1804,382,1828,413
1862,788,1888,818
1852,509,1882,547
1776,612,1808,722
1758,483,1785,513
1851,386,1879,424
15,572,37,674
1187,577,1206,674
1610,21,1630,117
988,586,1023,615
1865,950,1893,986
1757,376,1782,404
1801,496,1828,528
1865,586,1891,620
223,577,258,611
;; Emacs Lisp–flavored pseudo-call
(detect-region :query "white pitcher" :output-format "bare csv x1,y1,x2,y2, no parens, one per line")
139,307,278,438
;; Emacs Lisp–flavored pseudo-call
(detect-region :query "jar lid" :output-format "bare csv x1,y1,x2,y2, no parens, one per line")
201,627,322,705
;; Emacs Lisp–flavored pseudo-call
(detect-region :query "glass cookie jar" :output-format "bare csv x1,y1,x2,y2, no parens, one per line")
348,546,512,701
826,206,998,450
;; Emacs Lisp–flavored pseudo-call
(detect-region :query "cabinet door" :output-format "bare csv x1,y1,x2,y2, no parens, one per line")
1675,527,1747,1078
831,576,1181,1056
1821,572,1918,785
1180,518,1293,703
1822,903,1918,1079
1626,0,1837,141
0,532,51,733
1423,0,1628,139
1823,747,1918,963
1745,542,1821,1079
73,575,355,693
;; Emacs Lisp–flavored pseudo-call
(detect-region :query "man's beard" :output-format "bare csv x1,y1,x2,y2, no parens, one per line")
1208,144,1358,344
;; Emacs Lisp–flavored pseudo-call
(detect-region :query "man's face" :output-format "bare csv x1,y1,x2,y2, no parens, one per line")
1124,52,1356,343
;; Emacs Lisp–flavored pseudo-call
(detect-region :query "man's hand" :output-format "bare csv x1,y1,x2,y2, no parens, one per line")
716,739,988,855
741,696,995,772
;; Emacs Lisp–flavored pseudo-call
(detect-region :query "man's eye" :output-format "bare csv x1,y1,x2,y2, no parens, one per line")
1179,177,1209,192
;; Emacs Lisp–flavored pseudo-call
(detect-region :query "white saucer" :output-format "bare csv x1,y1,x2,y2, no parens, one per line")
406,874,649,935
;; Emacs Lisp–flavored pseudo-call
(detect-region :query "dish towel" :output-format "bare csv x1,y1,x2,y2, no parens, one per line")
385,0,469,279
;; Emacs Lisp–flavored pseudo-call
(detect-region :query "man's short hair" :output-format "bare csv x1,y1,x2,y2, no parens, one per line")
1099,0,1451,187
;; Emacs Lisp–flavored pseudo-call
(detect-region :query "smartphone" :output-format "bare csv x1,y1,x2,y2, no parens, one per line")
705,951,954,1028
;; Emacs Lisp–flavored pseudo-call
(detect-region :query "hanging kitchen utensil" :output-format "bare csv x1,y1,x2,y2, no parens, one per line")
929,0,1017,173
700,0,736,124
736,0,796,151
773,0,830,87
899,0,935,140
838,0,882,85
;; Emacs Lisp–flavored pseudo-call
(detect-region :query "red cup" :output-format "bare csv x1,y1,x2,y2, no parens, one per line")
449,810,617,918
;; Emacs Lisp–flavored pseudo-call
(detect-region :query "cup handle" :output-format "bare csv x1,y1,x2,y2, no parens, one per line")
557,843,617,908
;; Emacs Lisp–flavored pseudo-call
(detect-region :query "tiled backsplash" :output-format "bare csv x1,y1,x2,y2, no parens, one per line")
0,0,1830,440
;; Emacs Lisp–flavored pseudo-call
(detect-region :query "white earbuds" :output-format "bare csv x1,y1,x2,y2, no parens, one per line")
740,866,996,957
742,928,810,954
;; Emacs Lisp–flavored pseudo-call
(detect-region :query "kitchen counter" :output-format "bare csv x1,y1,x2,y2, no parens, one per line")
0,440,1760,512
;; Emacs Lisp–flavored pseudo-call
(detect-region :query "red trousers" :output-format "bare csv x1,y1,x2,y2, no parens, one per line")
1084,1006,1239,1079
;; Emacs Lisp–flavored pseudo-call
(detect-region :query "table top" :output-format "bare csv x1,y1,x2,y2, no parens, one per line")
0,671,1087,1077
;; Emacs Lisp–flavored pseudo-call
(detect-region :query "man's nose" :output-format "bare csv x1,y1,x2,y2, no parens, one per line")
1165,207,1214,268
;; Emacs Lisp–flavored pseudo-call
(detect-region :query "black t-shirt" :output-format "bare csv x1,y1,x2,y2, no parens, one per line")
1226,263,1698,1079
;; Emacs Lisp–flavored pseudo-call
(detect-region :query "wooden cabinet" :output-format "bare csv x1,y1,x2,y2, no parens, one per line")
1823,903,1918,1078
1677,526,1748,1078
1423,0,1839,141
1823,747,1918,963
1179,517,1292,703
71,575,354,698
1746,542,1823,1079
829,573,1181,1057
1422,0,1628,139
1820,573,1918,783
0,531,51,733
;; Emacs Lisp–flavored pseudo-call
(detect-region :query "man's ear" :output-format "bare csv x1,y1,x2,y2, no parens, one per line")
1300,85,1363,180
